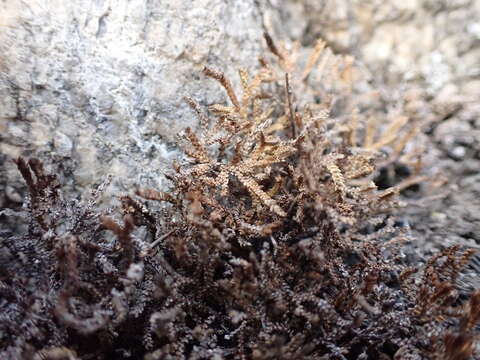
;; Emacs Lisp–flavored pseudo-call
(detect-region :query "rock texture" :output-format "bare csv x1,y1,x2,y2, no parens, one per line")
269,0,480,91
0,0,268,208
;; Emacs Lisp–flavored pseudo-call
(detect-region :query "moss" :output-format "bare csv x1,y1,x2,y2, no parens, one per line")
0,35,478,360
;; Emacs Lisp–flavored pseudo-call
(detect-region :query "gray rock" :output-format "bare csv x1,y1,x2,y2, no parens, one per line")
272,0,480,93
0,0,271,206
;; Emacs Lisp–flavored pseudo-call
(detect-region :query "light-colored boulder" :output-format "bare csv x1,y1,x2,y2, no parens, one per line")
0,0,269,206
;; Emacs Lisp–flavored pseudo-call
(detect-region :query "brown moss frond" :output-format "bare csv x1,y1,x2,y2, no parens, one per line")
203,66,240,111
263,31,284,61
301,38,326,81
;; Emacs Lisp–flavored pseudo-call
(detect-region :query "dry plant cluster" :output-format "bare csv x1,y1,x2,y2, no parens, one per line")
1,34,479,359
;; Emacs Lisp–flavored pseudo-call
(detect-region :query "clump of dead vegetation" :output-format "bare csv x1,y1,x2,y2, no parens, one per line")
0,34,478,359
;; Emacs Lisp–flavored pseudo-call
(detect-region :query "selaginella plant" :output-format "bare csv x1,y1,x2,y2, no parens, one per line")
0,34,478,360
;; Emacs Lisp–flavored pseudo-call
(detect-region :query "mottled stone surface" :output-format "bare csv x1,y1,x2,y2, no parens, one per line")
0,0,268,207
268,0,480,92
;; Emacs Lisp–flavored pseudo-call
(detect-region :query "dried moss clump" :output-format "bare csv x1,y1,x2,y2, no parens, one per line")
1,35,478,359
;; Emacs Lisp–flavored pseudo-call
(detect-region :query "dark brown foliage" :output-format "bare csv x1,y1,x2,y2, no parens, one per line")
1,36,479,360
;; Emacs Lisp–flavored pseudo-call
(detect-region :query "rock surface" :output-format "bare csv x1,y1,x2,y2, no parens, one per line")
269,0,480,92
0,0,268,207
